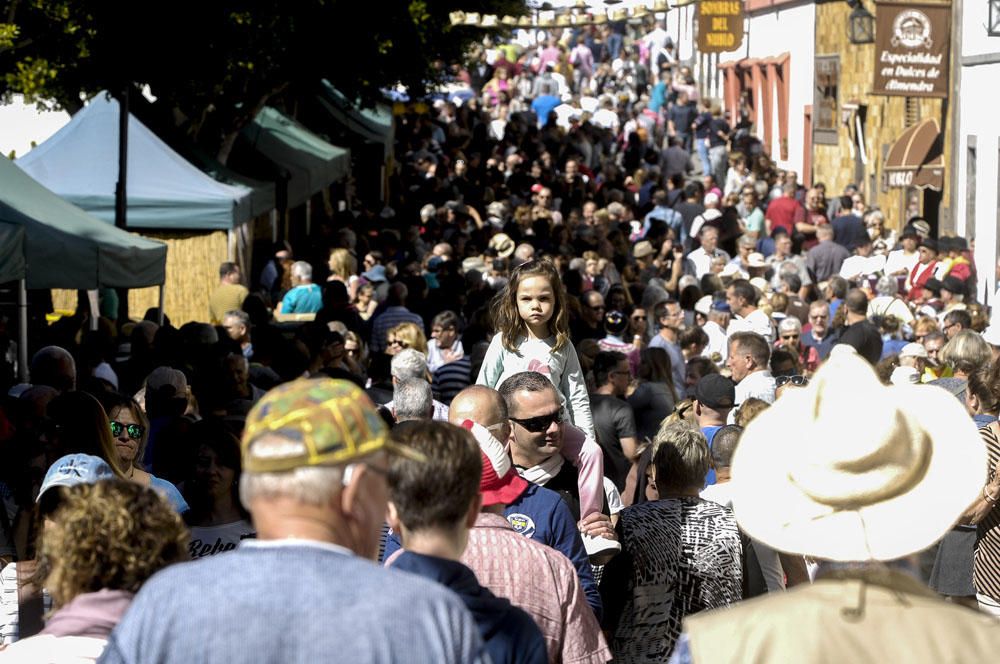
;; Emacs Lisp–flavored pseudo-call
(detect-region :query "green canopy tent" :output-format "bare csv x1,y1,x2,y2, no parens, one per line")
317,80,394,161
236,107,351,211
0,156,167,379
0,220,25,285
299,81,394,202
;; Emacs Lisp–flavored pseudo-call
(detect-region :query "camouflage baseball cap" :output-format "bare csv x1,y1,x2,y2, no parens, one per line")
242,378,423,473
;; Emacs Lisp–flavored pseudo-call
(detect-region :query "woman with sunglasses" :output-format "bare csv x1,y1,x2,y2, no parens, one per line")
101,394,188,514
386,322,428,357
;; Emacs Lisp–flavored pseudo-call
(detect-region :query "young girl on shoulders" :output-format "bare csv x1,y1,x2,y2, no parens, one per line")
477,259,605,523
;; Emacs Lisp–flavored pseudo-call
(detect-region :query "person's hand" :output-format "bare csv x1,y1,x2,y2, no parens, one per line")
579,512,616,540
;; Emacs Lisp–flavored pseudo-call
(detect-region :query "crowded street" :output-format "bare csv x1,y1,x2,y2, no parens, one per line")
0,0,998,662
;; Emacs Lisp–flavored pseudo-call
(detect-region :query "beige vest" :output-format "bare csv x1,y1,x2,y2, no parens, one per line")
685,569,1000,663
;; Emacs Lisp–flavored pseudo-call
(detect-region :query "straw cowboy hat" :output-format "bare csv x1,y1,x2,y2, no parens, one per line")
730,347,986,562
488,233,515,259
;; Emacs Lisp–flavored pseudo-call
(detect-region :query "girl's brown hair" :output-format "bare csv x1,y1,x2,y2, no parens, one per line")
492,259,571,353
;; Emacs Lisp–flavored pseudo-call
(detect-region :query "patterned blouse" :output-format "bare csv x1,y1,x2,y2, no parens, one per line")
601,496,742,663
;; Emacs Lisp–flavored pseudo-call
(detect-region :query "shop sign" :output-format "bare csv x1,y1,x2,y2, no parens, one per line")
697,1,744,53
873,3,950,98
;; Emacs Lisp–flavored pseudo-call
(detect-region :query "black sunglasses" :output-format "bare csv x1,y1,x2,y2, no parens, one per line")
775,375,808,388
510,410,562,433
110,420,145,440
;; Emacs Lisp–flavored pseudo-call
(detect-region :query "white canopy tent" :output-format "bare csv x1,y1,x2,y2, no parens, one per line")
16,92,254,230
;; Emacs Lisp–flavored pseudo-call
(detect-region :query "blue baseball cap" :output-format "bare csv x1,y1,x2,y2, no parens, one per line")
37,454,115,504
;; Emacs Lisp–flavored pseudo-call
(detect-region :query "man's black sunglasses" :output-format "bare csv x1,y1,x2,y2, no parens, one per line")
509,410,562,433
775,375,808,388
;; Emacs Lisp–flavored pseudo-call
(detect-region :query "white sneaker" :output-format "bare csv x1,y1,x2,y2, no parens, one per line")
582,533,621,563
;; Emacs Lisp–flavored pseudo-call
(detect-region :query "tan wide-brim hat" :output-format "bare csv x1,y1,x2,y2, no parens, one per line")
730,347,986,562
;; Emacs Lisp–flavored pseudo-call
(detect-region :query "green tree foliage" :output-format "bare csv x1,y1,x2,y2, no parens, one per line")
0,0,521,160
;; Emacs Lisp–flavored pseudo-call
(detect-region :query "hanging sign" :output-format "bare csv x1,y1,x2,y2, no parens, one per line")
697,0,744,53
872,3,950,98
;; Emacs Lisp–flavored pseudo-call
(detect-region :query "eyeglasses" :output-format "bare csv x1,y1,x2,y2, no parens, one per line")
775,375,808,388
509,410,562,433
780,334,800,340
110,420,145,440
388,339,409,348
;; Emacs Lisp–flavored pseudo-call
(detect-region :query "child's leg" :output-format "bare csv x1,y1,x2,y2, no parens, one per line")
560,423,605,519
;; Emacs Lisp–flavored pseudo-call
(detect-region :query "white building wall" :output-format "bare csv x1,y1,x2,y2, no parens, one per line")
956,2,1000,306
741,1,816,175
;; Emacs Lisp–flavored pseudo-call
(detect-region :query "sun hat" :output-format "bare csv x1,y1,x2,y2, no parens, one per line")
694,374,735,410
747,252,767,269
632,240,655,259
911,219,932,239
899,342,928,359
37,454,115,504
695,295,713,316
460,420,527,506
889,365,920,385
729,348,985,562
488,233,515,258
242,378,423,473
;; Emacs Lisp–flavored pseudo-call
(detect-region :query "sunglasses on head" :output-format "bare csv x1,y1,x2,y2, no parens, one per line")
510,410,562,433
110,420,145,440
775,375,808,388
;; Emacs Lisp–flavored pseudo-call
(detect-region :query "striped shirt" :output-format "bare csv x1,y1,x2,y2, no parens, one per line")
432,357,472,405
974,422,1000,600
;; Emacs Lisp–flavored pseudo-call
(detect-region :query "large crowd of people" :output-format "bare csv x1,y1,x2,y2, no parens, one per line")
0,15,999,663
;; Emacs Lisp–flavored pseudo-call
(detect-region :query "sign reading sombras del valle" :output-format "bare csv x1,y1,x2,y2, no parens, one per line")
873,2,950,98
697,0,744,53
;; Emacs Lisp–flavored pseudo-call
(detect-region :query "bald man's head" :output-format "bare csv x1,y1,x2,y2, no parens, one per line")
30,346,76,393
448,385,508,430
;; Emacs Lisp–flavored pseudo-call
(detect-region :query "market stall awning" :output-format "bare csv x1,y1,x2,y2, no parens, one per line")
16,93,255,230
317,81,394,160
0,220,25,284
0,156,166,289
239,107,350,209
884,117,944,191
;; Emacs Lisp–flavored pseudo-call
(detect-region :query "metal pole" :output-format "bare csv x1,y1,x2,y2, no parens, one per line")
17,279,27,383
157,284,165,325
115,87,129,230
115,86,130,324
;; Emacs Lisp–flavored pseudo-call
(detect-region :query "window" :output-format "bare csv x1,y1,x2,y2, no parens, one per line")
814,56,839,145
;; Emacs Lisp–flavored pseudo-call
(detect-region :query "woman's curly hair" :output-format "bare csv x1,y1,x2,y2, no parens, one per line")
37,480,189,608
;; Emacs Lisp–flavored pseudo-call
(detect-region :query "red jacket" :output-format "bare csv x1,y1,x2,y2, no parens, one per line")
907,260,938,300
